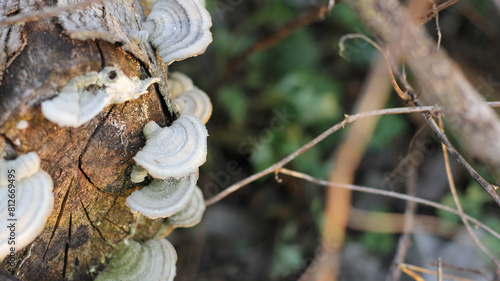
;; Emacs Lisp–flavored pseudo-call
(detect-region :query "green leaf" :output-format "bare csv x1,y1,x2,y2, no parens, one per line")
369,115,407,149
217,86,248,125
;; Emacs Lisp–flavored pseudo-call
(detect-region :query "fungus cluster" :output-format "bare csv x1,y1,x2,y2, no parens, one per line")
164,71,213,124
41,67,159,127
95,239,177,281
0,152,54,259
142,0,212,65
33,0,215,278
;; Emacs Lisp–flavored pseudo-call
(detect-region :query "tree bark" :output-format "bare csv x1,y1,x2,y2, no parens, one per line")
0,0,176,279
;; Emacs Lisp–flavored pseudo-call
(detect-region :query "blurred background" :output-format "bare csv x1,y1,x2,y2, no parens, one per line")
166,0,500,280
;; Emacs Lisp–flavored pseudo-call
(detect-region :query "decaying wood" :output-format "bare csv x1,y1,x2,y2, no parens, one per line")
0,0,178,279
345,0,500,181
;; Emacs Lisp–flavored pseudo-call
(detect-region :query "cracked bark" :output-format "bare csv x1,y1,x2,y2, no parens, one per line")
0,1,174,280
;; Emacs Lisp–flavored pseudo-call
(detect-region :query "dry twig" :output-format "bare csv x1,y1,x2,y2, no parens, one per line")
419,0,460,24
213,0,335,92
439,117,500,267
205,103,500,206
205,106,438,206
398,263,475,281
386,152,417,281
276,168,500,242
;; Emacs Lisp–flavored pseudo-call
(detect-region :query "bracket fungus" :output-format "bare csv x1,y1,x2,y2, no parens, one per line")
167,186,205,228
142,0,212,65
174,88,212,124
0,152,54,260
95,238,177,281
167,72,195,97
41,67,159,127
126,173,197,219
134,114,208,179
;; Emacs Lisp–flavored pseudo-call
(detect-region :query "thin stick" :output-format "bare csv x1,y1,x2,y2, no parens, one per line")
419,0,460,24
433,3,442,50
386,159,417,281
205,106,438,206
398,263,475,281
379,43,500,206
339,33,410,101
213,0,335,92
429,261,492,281
0,0,101,26
438,257,443,281
276,168,500,242
439,117,500,268
205,102,500,206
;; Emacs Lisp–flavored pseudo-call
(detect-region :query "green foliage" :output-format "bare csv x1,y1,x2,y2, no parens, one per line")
437,182,492,222
254,30,321,76
270,221,304,279
369,115,407,149
217,86,248,126
359,232,395,255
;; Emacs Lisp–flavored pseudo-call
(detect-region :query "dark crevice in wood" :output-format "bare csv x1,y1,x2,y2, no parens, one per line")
79,199,107,243
95,41,106,69
78,162,96,188
43,179,73,260
62,213,72,280
154,82,175,126
0,134,17,159
0,133,15,148
77,107,115,190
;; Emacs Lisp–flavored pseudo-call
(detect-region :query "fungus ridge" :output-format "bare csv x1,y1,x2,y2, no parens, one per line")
125,173,197,219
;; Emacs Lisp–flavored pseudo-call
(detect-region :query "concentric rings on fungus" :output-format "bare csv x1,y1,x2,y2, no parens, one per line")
167,72,194,97
173,88,212,124
0,153,54,260
142,0,212,65
126,173,197,219
134,114,208,179
168,186,205,228
95,238,177,281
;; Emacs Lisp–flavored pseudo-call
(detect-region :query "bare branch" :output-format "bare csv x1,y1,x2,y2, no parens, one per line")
205,106,439,206
277,168,500,242
439,117,500,267
419,0,460,24
205,103,500,206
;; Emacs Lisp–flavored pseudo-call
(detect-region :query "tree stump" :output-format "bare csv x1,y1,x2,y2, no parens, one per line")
0,0,177,279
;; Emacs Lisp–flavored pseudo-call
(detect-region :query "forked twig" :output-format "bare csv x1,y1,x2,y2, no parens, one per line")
398,263,475,281
205,103,500,206
419,0,460,24
439,117,500,267
206,106,436,206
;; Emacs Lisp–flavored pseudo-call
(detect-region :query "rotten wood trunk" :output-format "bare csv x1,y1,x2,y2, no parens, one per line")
0,0,176,279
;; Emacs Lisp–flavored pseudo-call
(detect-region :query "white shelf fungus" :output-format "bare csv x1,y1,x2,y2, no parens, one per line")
95,238,177,281
126,173,197,219
174,88,212,124
134,114,208,179
0,152,40,186
41,67,159,127
168,186,205,228
167,72,194,97
142,0,212,65
0,153,54,260
130,165,148,183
